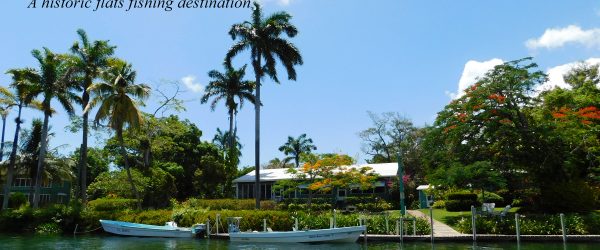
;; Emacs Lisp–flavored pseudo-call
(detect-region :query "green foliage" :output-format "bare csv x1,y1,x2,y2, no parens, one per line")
538,180,596,213
9,192,28,208
446,191,480,211
478,192,504,204
178,198,275,211
455,213,589,235
87,198,137,211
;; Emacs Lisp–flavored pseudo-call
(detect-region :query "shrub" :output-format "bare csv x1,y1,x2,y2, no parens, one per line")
180,198,275,210
478,192,504,204
445,200,480,212
432,200,445,209
9,193,28,208
447,192,477,201
88,198,137,211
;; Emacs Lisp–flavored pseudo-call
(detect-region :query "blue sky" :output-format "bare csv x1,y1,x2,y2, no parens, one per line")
1,0,600,167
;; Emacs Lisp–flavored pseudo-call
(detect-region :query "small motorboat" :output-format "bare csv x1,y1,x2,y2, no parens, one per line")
99,220,206,238
227,217,365,243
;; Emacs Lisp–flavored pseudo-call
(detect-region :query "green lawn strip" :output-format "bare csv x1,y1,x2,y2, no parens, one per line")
418,208,470,230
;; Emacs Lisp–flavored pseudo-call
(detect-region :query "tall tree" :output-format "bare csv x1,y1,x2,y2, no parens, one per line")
86,59,150,209
70,29,116,204
212,127,242,157
278,134,316,168
202,65,255,153
0,86,16,162
21,48,76,208
225,2,303,208
1,70,39,209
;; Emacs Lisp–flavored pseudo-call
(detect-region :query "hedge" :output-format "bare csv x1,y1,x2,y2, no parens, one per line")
447,192,477,201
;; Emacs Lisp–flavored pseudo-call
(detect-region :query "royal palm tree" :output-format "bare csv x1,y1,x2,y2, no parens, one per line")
201,65,255,153
225,2,303,208
2,69,41,209
70,29,116,204
86,59,150,209
278,134,317,168
25,48,77,208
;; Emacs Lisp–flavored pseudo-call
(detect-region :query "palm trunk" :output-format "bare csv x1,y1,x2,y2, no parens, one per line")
0,114,7,162
79,82,91,204
254,54,262,209
2,103,23,210
33,110,50,208
118,128,142,210
226,109,235,197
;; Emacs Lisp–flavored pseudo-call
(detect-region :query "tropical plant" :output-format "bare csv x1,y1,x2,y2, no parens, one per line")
225,2,303,208
212,127,242,157
278,134,317,168
1,69,39,209
86,59,150,209
69,29,116,203
18,48,76,208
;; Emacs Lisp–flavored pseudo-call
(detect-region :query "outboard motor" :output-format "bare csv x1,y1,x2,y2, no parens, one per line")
191,224,207,238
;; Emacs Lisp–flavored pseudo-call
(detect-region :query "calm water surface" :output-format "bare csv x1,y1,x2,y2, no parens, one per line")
0,235,598,250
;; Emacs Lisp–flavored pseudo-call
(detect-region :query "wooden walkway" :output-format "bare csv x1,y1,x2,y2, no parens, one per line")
407,209,465,237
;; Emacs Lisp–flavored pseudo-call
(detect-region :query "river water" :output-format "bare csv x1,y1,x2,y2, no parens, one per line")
0,235,598,249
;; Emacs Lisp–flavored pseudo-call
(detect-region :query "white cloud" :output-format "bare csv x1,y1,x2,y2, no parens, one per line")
181,75,204,93
536,58,600,92
526,25,600,50
446,58,504,99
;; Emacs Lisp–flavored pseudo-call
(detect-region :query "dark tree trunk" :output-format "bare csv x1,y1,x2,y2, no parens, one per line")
33,109,50,208
0,115,6,162
80,91,89,204
2,103,23,210
118,128,142,210
254,53,262,209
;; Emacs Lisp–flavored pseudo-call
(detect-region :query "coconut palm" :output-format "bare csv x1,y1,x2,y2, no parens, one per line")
225,2,303,208
201,65,255,153
1,69,42,209
0,87,16,162
212,127,242,156
278,134,317,168
86,59,150,209
70,29,116,204
24,48,77,208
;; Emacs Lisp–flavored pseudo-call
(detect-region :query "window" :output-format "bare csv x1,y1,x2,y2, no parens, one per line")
12,178,32,187
57,194,67,204
39,194,51,204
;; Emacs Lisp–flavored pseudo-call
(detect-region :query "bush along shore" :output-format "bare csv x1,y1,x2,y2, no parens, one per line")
0,199,432,235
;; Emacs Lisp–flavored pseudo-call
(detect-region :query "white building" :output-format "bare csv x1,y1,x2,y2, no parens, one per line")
233,162,400,200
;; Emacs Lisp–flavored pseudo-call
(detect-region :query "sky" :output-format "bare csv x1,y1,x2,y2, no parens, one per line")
1,0,600,168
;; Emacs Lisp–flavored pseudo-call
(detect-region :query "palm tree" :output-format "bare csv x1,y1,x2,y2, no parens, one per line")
70,29,116,204
225,2,303,208
25,48,76,208
86,59,150,210
0,87,16,162
278,134,317,168
201,65,255,153
212,127,242,156
2,69,41,210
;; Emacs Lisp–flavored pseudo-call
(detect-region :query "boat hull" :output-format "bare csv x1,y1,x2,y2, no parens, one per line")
100,220,194,238
229,226,365,243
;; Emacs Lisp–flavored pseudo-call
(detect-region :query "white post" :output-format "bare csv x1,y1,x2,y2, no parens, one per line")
330,217,333,229
295,217,299,231
400,218,404,242
216,214,220,235
396,220,400,236
413,219,416,235
333,209,337,228
263,219,267,232
206,219,210,239
560,213,566,243
385,212,389,234
515,213,520,243
429,206,434,244
471,205,477,242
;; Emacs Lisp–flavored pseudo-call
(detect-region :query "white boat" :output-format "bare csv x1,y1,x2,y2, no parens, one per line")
227,217,365,243
99,220,206,238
